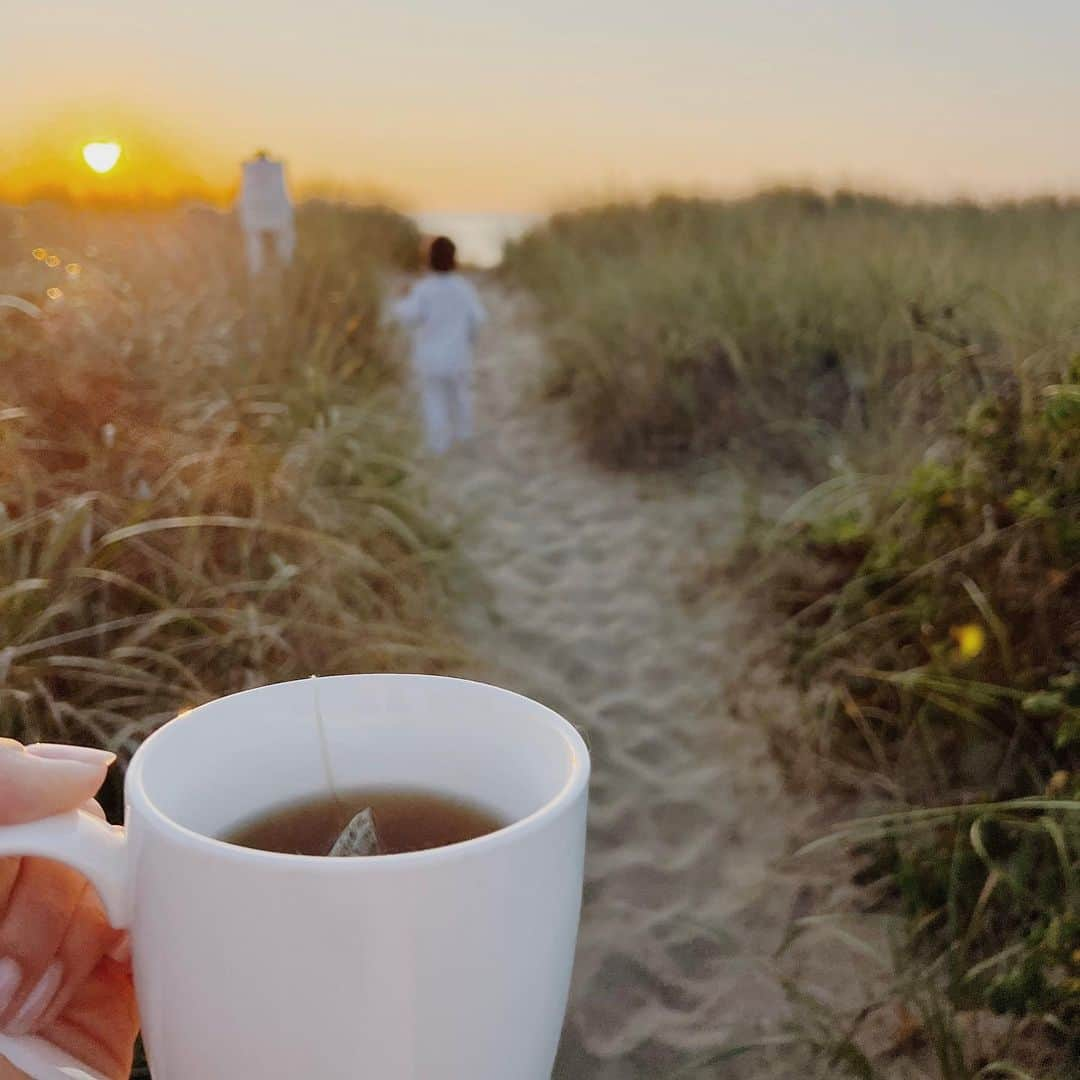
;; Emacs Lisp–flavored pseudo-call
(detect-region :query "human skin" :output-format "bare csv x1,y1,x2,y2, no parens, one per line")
0,740,137,1079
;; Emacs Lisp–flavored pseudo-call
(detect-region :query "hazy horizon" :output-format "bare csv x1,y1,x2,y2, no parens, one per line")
6,2,1080,212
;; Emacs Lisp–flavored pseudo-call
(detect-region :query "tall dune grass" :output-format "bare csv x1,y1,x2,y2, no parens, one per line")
504,191,1080,472
1,203,455,817
508,193,1079,1073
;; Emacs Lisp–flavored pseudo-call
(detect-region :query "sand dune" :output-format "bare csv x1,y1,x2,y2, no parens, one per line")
438,285,832,1077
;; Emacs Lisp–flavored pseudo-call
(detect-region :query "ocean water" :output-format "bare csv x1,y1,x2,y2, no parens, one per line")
412,211,541,269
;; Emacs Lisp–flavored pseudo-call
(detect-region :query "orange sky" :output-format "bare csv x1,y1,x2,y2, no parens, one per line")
5,2,1080,211
2,113,222,207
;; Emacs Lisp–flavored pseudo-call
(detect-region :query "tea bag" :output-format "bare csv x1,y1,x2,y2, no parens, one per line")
309,676,382,856
328,807,381,857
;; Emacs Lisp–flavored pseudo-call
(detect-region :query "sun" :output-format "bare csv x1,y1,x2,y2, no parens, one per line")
82,141,122,174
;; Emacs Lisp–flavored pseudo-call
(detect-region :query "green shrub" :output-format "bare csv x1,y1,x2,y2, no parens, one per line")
758,367,1080,1071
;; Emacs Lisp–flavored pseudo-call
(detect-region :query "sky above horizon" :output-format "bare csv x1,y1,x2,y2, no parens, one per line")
4,1,1080,211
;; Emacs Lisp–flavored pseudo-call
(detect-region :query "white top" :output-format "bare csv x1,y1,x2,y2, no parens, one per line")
392,273,486,377
237,157,293,231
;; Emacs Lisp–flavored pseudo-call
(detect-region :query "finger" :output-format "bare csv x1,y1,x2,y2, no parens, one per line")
40,958,137,1080
81,799,107,822
0,743,114,825
36,882,120,1033
0,857,86,1032
0,859,19,915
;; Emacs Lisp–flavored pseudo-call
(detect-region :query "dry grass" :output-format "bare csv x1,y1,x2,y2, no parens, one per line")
504,190,1080,473
1,202,457,818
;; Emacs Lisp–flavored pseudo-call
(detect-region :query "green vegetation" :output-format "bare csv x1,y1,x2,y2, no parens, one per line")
510,193,1079,1075
1,202,455,821
762,372,1079,1075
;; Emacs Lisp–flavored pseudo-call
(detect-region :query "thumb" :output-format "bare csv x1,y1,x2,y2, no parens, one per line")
0,741,115,825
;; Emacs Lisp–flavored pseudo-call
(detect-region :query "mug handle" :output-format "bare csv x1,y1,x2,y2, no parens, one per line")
0,810,130,1080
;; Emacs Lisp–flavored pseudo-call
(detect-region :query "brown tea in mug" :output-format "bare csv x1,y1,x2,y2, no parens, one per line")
222,789,505,856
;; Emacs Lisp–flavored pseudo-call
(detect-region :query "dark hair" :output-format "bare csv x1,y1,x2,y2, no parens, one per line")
429,236,457,273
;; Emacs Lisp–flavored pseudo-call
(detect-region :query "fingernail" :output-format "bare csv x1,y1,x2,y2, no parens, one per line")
7,961,62,1035
107,933,131,964
25,744,116,768
0,958,20,1013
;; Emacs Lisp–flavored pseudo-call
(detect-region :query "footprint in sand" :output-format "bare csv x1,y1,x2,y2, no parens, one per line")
438,284,821,1077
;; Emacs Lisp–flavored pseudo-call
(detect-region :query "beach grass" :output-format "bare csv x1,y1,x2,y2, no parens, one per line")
509,192,1079,1075
1,201,456,820
504,191,1080,474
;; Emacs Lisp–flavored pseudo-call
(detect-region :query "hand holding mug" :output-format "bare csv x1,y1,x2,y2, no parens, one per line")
0,741,136,1080
0,676,587,1079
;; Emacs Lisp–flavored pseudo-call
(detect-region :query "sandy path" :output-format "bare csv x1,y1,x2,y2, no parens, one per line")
438,284,821,1077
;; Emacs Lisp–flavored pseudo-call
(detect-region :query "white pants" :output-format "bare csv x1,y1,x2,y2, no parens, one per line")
418,372,473,455
244,223,295,275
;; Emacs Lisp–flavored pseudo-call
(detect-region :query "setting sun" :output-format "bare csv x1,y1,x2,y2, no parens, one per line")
82,141,121,174
0,116,219,206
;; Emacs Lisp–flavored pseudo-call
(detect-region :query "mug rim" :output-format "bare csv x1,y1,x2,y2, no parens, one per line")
125,674,590,869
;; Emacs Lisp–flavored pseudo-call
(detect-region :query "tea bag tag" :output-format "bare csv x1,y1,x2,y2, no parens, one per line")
328,808,381,857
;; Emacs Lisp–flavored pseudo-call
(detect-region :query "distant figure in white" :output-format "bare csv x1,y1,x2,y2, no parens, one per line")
237,150,295,275
392,236,486,455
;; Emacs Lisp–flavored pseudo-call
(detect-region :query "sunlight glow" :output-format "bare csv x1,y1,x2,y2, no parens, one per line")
82,141,122,174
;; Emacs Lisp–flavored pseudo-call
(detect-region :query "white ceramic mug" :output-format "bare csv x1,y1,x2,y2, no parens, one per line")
0,675,589,1079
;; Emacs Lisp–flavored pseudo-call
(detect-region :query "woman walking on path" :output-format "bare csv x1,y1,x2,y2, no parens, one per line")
392,236,486,455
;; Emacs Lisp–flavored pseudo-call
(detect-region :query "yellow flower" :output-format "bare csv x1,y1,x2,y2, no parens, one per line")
1047,770,1070,797
951,622,986,660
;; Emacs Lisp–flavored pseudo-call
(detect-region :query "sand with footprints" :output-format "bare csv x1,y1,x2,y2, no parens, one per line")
429,284,856,1077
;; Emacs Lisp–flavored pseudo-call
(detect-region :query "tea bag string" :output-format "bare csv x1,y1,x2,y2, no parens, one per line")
311,675,344,815
311,676,382,856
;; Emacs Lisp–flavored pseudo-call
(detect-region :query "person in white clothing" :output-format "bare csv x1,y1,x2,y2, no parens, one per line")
392,236,486,455
237,150,295,275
